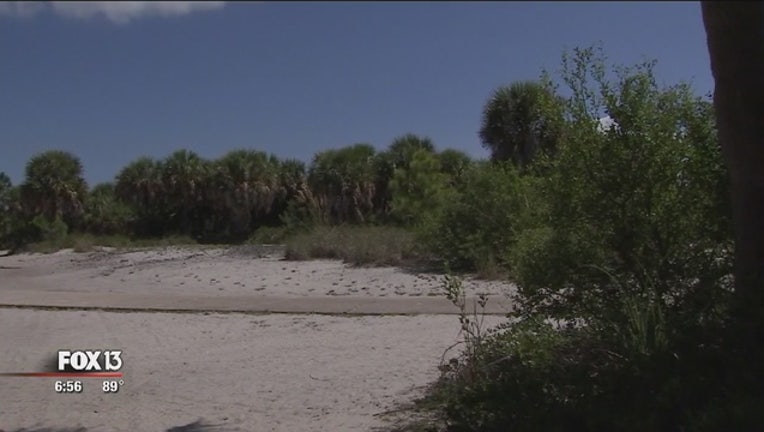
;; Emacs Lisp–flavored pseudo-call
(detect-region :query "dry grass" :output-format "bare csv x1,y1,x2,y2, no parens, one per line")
284,225,426,267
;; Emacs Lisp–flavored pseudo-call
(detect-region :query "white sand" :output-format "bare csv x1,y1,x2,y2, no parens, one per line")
0,246,514,431
0,246,513,298
0,309,505,431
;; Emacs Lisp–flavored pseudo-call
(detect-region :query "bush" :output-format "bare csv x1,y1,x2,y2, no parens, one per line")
18,216,71,253
0,174,21,251
389,149,454,227
510,45,732,327
433,278,736,432
83,183,133,236
420,161,541,275
422,45,738,432
33,215,69,243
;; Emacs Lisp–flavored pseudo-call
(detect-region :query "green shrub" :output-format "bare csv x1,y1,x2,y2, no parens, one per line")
420,162,538,274
425,45,737,432
510,45,732,327
433,283,733,432
0,174,21,250
33,215,69,243
83,183,133,236
389,149,454,227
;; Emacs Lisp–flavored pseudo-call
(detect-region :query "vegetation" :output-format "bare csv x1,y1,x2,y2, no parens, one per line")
284,225,419,267
479,80,563,165
396,45,750,432
1,38,760,431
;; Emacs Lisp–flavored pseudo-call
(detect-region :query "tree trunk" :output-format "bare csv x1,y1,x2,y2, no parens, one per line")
701,2,764,337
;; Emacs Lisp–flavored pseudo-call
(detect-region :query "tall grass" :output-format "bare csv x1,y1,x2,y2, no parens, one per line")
284,225,424,267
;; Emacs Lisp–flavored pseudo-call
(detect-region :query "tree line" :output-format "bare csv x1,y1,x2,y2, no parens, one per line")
0,75,560,252
0,134,467,246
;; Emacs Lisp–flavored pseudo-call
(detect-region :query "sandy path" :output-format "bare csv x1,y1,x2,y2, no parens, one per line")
0,309,503,431
0,246,514,431
0,246,515,314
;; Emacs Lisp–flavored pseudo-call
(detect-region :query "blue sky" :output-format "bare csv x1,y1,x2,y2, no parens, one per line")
1,1,711,185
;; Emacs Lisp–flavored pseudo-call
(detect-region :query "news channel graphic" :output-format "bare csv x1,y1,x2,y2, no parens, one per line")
0,349,125,394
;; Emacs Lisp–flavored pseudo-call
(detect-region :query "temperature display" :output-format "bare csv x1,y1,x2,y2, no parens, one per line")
102,379,124,393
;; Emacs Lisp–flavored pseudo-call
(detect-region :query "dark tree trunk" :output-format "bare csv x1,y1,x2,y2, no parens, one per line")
702,2,764,339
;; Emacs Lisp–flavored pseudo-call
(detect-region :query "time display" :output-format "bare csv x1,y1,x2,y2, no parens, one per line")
54,380,83,393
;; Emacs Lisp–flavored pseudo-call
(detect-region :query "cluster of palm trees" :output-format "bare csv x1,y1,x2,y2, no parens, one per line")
112,149,287,239
0,134,477,244
0,80,555,247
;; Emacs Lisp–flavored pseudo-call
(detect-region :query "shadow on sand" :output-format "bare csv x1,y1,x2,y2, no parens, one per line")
3,419,237,432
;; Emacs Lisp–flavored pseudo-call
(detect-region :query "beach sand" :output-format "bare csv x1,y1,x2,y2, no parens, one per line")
0,246,513,431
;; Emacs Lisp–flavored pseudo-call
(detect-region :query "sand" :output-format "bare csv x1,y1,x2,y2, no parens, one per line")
0,245,513,299
0,246,514,431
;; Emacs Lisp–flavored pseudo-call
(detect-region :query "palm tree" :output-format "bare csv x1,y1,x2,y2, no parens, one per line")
308,144,377,224
272,158,307,217
0,173,16,249
372,151,397,219
210,149,281,239
160,150,211,234
438,149,473,188
0,172,12,215
216,150,280,216
115,157,162,208
83,182,132,235
373,134,437,219
387,134,436,170
0,181,27,253
19,150,88,227
479,81,561,166
277,158,308,199
115,157,165,236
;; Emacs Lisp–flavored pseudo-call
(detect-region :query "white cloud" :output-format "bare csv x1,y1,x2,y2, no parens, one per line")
51,1,225,24
0,2,45,17
0,1,225,23
597,116,618,133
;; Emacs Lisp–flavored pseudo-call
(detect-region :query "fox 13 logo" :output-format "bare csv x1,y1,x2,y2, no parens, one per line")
57,350,123,373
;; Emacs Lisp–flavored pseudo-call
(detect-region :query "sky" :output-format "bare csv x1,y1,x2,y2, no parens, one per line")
0,1,712,186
